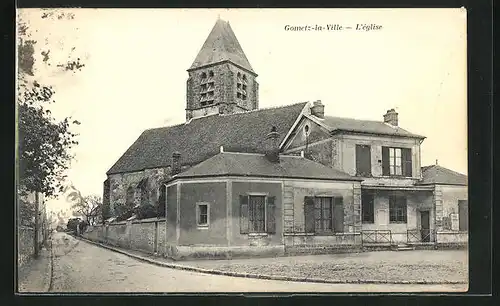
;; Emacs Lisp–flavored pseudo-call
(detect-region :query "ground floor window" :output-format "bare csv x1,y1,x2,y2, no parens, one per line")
240,194,276,234
362,192,375,223
249,195,265,232
304,196,344,233
196,202,209,227
389,195,407,223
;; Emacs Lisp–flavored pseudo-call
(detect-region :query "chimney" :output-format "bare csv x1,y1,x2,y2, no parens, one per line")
310,100,325,119
172,152,181,175
383,109,398,126
265,126,280,163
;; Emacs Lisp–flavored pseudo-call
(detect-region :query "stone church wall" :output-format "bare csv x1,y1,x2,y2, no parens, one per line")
108,167,171,215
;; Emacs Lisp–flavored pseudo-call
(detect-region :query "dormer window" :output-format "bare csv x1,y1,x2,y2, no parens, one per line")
237,72,247,100
200,70,215,106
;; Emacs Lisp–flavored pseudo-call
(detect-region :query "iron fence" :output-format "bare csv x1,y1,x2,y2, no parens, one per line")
361,230,392,244
407,229,435,243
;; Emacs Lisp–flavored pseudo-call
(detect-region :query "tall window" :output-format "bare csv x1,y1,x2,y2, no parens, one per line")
382,147,412,177
356,144,372,176
389,194,407,223
125,186,135,206
304,196,344,233
362,192,375,223
138,179,149,206
196,202,209,227
236,72,247,100
240,195,276,234
200,71,215,106
315,197,333,231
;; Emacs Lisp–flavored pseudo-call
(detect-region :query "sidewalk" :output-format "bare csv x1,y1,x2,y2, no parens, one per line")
75,235,467,285
17,239,52,293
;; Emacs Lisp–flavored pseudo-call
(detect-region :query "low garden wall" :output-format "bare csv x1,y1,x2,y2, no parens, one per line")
83,218,166,255
436,231,468,245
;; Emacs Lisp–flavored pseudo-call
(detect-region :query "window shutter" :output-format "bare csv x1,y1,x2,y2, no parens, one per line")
356,145,371,176
402,148,412,177
266,196,276,234
382,147,390,176
239,195,249,234
304,196,315,233
333,197,344,232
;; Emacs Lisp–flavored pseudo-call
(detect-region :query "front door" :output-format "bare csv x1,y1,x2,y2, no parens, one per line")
420,211,430,242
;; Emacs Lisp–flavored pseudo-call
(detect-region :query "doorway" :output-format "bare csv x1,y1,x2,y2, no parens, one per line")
420,210,430,242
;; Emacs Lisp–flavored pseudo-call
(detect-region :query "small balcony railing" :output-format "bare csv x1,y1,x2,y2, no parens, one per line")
361,230,392,245
407,229,435,243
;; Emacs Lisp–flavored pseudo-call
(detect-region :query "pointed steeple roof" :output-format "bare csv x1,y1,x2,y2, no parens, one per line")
189,19,255,74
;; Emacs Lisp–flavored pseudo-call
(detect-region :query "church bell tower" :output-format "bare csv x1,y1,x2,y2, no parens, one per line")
186,19,259,121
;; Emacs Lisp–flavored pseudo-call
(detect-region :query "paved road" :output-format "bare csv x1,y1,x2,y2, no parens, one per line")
50,232,466,293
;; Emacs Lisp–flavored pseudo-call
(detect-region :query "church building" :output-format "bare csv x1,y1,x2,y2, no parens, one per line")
99,19,468,260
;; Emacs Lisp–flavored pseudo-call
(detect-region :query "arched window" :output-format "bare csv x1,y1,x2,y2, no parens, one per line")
138,178,149,206
200,71,215,106
237,73,247,100
125,186,134,206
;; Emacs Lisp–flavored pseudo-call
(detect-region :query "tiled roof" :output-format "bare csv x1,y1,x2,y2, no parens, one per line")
106,102,307,175
189,19,255,73
419,165,468,186
319,115,425,138
172,152,361,182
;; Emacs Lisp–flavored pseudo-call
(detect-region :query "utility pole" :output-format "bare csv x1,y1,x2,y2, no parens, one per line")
34,191,39,258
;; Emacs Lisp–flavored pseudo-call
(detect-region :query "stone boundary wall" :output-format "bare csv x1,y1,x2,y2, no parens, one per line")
436,231,468,244
18,226,35,267
83,218,166,255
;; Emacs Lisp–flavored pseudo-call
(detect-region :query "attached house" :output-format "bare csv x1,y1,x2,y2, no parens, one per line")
282,102,468,247
96,18,468,259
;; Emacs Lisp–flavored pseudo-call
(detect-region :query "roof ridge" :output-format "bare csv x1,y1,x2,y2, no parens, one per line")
219,101,308,117
324,114,384,124
141,102,308,131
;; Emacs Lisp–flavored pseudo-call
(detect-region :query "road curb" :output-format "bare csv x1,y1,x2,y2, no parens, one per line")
73,235,467,286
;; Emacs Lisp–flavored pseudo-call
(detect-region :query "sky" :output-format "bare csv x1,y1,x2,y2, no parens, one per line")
18,8,467,213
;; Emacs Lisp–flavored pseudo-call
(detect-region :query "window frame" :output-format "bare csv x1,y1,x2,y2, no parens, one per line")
314,196,334,233
248,194,267,233
389,147,402,176
382,146,412,177
389,195,407,223
196,202,210,228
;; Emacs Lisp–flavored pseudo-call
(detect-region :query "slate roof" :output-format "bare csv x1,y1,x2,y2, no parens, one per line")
189,19,255,73
106,102,307,175
418,165,468,186
171,152,361,182
318,115,425,139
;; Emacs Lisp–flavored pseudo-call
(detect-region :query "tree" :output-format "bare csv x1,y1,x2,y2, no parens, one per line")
17,9,85,198
71,195,102,226
64,184,102,226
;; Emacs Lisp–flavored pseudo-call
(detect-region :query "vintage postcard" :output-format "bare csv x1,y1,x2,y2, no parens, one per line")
16,8,468,293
